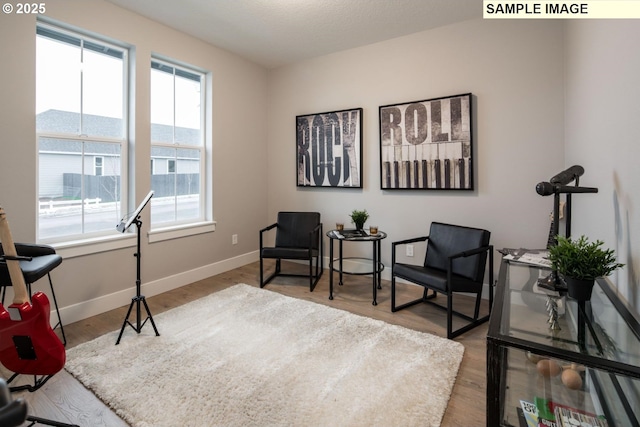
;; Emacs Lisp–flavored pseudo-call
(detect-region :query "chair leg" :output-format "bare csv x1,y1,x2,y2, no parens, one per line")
473,291,482,320
308,254,322,292
45,274,66,347
447,292,454,340
309,256,313,292
391,276,396,311
259,256,265,288
260,258,281,288
391,277,426,312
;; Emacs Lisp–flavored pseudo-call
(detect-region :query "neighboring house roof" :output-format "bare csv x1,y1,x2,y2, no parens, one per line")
37,109,200,157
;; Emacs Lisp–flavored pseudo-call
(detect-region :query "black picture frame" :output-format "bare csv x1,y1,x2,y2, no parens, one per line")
296,107,363,188
379,93,473,190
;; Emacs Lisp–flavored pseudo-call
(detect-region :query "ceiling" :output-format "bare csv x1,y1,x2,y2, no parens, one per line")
105,0,483,69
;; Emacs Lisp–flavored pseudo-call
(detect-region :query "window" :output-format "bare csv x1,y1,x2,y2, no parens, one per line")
94,156,104,176
150,59,206,227
36,23,128,242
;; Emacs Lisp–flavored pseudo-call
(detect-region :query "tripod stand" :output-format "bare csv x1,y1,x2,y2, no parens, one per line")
116,216,160,345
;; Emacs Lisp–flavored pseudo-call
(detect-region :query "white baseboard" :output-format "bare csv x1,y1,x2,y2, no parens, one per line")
58,250,259,325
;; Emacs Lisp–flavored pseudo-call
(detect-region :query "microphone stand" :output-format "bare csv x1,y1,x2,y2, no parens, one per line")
537,173,588,291
116,215,160,345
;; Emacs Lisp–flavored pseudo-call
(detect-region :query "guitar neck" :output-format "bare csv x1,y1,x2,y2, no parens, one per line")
0,206,30,304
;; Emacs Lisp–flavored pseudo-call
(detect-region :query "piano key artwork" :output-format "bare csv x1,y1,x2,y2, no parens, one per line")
379,93,473,190
296,108,363,188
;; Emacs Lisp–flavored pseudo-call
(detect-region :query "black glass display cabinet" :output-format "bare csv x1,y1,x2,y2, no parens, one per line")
487,259,640,427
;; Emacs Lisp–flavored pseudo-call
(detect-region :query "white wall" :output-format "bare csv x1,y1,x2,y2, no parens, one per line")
4,6,637,322
267,19,566,272
564,20,640,309
0,1,268,322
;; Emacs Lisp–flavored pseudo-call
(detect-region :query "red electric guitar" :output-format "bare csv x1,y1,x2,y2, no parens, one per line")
0,206,65,375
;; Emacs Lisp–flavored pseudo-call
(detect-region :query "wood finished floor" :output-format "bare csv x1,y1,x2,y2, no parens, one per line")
11,261,489,427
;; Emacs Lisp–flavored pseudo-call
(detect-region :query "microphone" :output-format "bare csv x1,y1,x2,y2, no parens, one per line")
549,165,584,185
536,181,598,196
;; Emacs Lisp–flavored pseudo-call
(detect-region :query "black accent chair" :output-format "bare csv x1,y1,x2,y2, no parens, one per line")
260,212,323,291
391,222,494,339
0,243,66,346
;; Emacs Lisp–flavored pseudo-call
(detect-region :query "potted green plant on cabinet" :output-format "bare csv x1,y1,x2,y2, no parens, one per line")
350,209,369,230
547,235,624,301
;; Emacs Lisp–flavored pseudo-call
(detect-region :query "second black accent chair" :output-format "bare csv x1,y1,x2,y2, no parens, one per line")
391,222,494,339
259,212,323,291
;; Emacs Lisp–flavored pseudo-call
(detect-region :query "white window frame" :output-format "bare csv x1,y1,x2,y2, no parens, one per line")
36,21,131,252
148,56,213,242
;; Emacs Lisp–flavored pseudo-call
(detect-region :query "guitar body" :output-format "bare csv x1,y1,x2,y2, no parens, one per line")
0,292,66,375
0,205,66,377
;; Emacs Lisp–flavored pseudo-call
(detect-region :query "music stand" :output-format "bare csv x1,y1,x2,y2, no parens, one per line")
115,191,160,345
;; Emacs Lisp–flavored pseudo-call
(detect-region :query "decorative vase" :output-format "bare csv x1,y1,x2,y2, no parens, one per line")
355,222,364,230
564,276,595,302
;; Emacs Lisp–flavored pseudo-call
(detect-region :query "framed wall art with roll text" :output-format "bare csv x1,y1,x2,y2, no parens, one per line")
379,93,473,190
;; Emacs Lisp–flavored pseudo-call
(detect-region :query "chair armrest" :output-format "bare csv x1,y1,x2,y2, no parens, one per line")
392,235,428,248
308,223,323,249
392,236,428,265
1,243,56,257
0,255,33,263
446,245,494,294
259,223,278,250
448,244,492,260
14,243,56,257
259,223,278,234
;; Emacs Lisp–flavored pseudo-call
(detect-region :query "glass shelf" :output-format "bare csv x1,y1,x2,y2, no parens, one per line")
487,259,640,427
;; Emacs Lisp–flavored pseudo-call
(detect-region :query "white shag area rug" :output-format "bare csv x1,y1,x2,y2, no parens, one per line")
66,284,464,427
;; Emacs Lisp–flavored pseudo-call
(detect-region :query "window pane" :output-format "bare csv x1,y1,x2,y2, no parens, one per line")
176,148,200,221
150,146,201,225
36,24,128,243
175,74,201,145
150,145,176,224
150,67,174,143
36,35,81,134
38,138,121,240
82,48,124,138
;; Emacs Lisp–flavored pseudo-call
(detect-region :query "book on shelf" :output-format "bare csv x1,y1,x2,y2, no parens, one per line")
532,397,609,427
520,400,538,427
517,407,530,427
552,402,609,427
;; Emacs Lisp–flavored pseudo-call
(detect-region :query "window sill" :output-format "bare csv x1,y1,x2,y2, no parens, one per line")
148,220,216,243
53,233,137,259
48,221,216,258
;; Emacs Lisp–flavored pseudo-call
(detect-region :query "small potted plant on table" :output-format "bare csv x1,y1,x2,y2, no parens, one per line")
350,209,369,230
547,235,624,302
